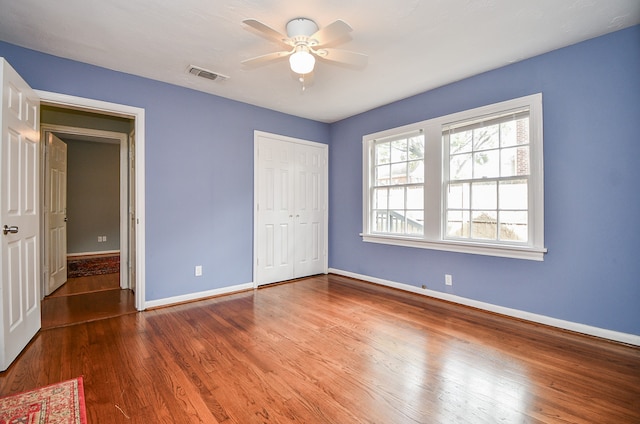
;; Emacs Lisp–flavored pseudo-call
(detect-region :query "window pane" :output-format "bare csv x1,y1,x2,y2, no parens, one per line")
450,130,472,154
391,139,407,163
471,211,497,240
500,211,529,242
374,211,388,232
375,165,390,186
408,136,424,160
406,211,424,235
374,188,388,209
375,142,390,165
473,124,499,151
447,210,470,238
447,183,470,209
389,211,405,233
471,181,497,210
406,186,423,209
499,211,528,242
473,149,499,178
500,120,517,147
499,180,528,210
501,146,529,177
391,162,407,183
388,187,405,209
407,160,424,183
450,153,472,180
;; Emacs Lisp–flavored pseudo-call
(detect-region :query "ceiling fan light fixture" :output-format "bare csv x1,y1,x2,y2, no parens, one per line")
289,46,315,74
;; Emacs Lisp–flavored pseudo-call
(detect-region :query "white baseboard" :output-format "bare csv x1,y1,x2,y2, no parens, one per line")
328,268,640,347
144,282,254,310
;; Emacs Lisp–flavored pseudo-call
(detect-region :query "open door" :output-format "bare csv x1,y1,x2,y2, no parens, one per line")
45,132,67,295
0,58,41,371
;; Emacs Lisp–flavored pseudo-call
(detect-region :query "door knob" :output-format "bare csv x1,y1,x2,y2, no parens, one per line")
3,225,19,235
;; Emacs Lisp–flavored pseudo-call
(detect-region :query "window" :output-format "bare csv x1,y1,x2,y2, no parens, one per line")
371,131,425,236
362,94,546,260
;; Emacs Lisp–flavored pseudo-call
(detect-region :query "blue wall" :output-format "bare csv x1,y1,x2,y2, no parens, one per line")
2,25,638,336
0,41,330,301
329,26,640,336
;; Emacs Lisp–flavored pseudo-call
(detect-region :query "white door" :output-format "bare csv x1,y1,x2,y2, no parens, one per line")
255,132,327,286
0,58,41,371
256,136,295,284
46,133,67,295
293,145,325,277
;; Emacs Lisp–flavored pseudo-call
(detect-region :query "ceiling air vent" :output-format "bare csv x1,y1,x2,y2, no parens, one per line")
187,65,229,82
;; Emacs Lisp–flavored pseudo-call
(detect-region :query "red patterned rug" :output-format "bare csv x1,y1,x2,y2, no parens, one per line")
0,377,87,424
68,255,120,278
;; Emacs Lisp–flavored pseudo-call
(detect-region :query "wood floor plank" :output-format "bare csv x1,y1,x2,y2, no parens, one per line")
41,287,136,329
47,273,121,297
1,274,639,423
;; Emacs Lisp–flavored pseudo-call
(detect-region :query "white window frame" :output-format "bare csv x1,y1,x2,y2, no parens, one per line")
362,93,546,261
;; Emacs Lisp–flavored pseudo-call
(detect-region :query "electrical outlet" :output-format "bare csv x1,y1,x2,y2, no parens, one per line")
195,265,202,277
445,274,453,286
103,235,107,242
97,236,101,242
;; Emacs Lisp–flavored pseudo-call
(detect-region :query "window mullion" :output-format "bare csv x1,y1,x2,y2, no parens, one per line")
423,123,442,241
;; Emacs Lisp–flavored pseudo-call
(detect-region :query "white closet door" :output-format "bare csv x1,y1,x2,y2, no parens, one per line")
255,132,327,287
293,145,325,278
256,135,296,285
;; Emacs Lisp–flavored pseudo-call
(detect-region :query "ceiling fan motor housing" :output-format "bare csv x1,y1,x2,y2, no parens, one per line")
286,18,319,37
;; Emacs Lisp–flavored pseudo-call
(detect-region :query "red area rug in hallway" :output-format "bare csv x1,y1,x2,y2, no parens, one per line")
67,254,120,278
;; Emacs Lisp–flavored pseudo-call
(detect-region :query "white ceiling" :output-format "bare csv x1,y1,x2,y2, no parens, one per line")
1,0,638,123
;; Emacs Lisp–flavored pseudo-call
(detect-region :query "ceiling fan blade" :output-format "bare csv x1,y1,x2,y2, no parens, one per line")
241,50,292,67
243,19,290,45
309,20,352,46
316,48,368,67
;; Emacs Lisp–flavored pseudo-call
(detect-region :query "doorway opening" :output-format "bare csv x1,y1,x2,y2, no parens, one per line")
40,106,134,325
36,90,146,312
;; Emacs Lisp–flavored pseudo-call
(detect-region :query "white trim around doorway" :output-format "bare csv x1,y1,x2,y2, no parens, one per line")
36,90,147,311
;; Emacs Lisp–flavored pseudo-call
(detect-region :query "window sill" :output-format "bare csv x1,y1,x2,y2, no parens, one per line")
361,234,547,261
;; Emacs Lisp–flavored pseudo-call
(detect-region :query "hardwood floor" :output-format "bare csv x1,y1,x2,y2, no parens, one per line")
41,273,136,329
2,274,639,423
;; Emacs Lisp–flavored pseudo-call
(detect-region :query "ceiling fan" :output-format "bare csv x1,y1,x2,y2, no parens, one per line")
242,18,368,76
